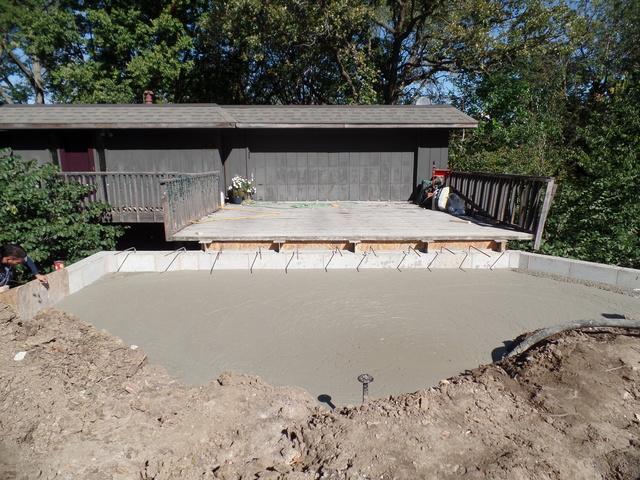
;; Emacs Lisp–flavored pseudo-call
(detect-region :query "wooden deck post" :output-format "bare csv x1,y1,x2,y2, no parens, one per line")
533,179,557,251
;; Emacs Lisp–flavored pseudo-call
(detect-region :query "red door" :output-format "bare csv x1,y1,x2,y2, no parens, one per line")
59,148,95,172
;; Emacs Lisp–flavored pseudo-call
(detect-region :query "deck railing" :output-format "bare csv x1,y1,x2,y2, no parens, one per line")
161,172,221,239
59,171,221,230
446,171,556,250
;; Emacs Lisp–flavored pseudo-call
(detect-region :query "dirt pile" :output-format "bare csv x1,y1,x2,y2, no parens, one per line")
0,304,316,479
1,303,639,479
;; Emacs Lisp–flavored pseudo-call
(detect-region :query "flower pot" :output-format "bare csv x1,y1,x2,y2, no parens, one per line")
230,195,243,204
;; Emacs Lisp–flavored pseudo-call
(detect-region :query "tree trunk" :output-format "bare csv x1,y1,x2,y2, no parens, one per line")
32,57,45,104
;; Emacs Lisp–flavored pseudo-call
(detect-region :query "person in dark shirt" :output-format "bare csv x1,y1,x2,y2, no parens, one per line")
0,244,48,292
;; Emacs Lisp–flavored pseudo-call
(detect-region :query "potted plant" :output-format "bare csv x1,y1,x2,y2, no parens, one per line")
228,175,256,204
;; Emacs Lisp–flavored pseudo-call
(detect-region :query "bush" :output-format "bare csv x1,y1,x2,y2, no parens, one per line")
0,149,123,274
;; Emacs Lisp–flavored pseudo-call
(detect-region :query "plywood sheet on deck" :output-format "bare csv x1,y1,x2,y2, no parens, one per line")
172,202,533,243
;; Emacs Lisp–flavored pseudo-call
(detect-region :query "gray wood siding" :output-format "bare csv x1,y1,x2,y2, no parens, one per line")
0,132,53,165
417,130,449,182
104,131,221,173
220,131,248,190
246,129,439,201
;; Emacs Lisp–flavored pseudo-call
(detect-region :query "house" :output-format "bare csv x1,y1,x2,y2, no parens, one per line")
0,103,476,203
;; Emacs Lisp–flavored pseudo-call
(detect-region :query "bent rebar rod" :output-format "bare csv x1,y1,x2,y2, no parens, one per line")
397,251,408,271
250,247,261,274
356,252,367,272
408,246,422,257
426,251,439,271
325,250,336,272
115,247,136,273
369,246,377,257
490,251,506,270
440,246,455,255
458,251,469,271
163,247,186,272
469,245,491,257
209,250,221,275
285,251,295,274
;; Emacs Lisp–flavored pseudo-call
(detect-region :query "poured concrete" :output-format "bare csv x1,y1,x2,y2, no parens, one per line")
55,269,640,405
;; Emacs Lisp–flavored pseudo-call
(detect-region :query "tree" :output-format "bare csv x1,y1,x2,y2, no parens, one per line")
0,0,79,103
50,0,201,103
450,0,640,268
0,149,123,272
194,0,378,104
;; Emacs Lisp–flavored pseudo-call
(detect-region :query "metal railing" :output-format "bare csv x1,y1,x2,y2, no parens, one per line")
446,171,556,250
59,171,183,223
161,172,221,239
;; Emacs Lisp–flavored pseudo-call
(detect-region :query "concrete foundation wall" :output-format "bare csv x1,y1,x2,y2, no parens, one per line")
1,250,637,319
518,252,640,291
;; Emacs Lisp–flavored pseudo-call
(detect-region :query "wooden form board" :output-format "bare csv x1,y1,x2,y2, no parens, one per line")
205,239,506,253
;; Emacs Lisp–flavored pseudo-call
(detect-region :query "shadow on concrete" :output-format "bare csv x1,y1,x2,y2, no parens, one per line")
317,394,336,410
492,340,517,362
601,313,626,319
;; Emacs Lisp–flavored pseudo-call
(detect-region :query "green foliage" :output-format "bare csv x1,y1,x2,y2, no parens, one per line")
541,83,640,268
194,0,379,104
0,150,123,272
2,0,639,268
451,0,640,268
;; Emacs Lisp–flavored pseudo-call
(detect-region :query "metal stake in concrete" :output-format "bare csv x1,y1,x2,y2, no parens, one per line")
408,246,422,257
163,247,186,272
250,247,262,274
469,245,491,257
285,251,295,274
324,249,342,272
356,252,367,272
490,251,506,271
397,251,408,271
427,251,439,271
115,247,136,273
458,251,469,271
368,246,377,257
357,373,374,403
440,246,455,255
209,250,221,275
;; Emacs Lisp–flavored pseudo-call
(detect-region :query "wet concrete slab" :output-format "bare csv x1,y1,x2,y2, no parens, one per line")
56,270,640,405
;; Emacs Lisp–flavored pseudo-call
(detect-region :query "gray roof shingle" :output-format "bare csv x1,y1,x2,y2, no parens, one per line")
0,104,234,129
223,105,477,128
0,104,476,129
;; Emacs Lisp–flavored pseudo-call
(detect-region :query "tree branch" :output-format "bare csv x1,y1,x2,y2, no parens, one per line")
0,84,15,104
335,49,359,101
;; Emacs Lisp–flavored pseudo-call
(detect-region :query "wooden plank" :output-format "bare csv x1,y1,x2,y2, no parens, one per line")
533,179,556,250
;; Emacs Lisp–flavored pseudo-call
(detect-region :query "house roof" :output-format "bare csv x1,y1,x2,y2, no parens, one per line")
221,105,477,128
0,104,235,129
0,103,477,129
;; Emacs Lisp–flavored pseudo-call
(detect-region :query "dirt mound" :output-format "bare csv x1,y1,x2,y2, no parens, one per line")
1,303,639,479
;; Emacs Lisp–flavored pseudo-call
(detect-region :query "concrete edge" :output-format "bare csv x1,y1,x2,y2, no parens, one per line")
3,249,637,319
517,251,640,291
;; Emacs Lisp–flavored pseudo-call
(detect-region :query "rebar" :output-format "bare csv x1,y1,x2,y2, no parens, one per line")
397,251,408,271
427,251,439,271
209,250,221,274
163,247,186,272
285,251,295,273
356,252,367,272
490,251,506,270
250,248,261,274
115,247,136,273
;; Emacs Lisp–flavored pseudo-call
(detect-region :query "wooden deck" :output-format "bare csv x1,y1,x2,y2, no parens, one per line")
172,202,532,251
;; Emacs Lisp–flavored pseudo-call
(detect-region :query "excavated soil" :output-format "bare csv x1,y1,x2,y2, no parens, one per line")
1,303,640,479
